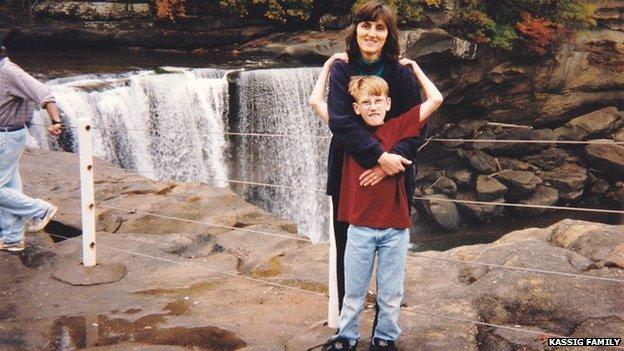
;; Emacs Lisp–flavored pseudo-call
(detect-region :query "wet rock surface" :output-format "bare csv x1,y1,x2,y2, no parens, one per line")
1,149,623,350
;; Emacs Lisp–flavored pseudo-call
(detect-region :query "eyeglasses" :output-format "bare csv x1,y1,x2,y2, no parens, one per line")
358,98,388,110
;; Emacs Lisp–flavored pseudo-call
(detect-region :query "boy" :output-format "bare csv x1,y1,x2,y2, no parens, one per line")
320,60,443,351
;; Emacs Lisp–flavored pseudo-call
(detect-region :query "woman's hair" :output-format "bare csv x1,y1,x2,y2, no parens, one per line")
345,1,400,63
348,75,390,100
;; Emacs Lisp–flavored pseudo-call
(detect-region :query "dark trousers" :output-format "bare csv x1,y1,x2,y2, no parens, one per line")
332,195,380,335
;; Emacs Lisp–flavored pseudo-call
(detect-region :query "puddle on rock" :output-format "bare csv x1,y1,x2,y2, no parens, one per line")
48,314,247,350
163,299,191,316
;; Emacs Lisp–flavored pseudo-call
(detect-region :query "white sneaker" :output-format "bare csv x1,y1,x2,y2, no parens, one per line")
0,240,25,252
28,205,58,233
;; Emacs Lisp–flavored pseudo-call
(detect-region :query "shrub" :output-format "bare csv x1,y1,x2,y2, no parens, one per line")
154,0,186,22
449,0,596,55
515,12,559,55
219,0,313,24
351,0,445,26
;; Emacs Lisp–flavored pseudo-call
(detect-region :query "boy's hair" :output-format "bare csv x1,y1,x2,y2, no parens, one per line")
348,75,389,101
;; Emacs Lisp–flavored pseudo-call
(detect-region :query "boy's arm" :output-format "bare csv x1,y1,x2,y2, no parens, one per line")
309,53,348,125
360,61,443,187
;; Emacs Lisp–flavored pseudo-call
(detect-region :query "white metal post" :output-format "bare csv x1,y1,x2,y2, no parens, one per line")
327,202,339,328
78,117,97,267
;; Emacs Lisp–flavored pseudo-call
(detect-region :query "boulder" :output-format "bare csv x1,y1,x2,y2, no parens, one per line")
97,209,123,233
476,175,508,201
516,185,559,217
553,107,623,140
444,119,487,139
34,1,150,21
473,128,554,157
606,182,624,205
459,149,498,174
400,28,478,61
540,163,588,201
496,157,536,172
615,126,624,142
523,148,569,171
431,176,458,198
495,170,542,198
446,167,474,189
585,143,624,176
416,164,445,183
420,194,461,231
456,196,505,222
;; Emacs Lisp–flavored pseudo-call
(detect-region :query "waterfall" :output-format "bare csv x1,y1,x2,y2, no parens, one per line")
31,67,333,242
31,68,229,186
235,68,331,242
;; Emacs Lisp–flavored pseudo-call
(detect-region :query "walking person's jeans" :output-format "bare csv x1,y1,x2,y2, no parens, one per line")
0,128,50,244
337,225,410,343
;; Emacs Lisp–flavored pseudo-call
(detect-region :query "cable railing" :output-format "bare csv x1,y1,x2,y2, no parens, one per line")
24,118,624,348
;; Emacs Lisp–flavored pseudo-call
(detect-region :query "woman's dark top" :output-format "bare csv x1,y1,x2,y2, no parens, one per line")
326,59,426,202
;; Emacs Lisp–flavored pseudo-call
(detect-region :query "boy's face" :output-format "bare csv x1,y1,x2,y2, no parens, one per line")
353,93,391,127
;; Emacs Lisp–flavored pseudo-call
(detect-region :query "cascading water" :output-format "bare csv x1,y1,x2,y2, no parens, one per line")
234,68,332,242
31,66,332,242
31,68,229,186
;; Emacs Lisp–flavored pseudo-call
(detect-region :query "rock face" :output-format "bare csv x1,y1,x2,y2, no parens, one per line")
585,144,624,176
413,1,623,226
10,149,623,350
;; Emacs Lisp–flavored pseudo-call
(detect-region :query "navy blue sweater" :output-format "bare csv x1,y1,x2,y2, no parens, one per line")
326,59,426,201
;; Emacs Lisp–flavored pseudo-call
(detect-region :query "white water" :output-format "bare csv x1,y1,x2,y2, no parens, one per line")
31,67,332,242
31,68,229,186
235,68,331,242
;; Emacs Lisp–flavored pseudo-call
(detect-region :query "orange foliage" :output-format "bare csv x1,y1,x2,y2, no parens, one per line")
515,12,559,56
155,0,186,21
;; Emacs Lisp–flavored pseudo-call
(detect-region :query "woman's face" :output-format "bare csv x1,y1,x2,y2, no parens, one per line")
356,17,388,61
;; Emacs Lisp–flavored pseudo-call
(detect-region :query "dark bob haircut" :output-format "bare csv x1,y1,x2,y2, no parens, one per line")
345,1,400,63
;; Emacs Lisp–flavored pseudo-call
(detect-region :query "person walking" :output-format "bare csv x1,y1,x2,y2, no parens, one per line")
0,38,62,251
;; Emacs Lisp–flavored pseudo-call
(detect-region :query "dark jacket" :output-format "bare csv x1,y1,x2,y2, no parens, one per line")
326,59,426,201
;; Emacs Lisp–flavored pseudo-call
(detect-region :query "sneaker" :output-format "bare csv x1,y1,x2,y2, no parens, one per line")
0,240,25,252
321,336,357,351
369,338,397,351
28,205,58,233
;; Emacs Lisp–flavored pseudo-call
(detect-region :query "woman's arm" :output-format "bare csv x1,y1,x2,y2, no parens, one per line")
309,53,348,124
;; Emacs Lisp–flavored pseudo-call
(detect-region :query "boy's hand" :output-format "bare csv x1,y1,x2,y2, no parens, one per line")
359,165,387,186
377,152,411,175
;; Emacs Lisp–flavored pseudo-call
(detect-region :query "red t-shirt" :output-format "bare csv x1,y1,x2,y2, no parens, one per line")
337,104,423,229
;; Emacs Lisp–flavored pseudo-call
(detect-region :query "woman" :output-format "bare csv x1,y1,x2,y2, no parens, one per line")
310,1,427,345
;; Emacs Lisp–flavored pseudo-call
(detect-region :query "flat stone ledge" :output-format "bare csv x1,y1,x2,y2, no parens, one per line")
53,260,127,286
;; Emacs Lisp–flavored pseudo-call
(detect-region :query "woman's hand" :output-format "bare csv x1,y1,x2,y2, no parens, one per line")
324,52,349,68
399,57,420,72
359,165,387,186
377,152,412,175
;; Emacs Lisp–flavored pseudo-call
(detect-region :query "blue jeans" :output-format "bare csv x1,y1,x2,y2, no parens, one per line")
0,128,50,244
337,225,410,343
